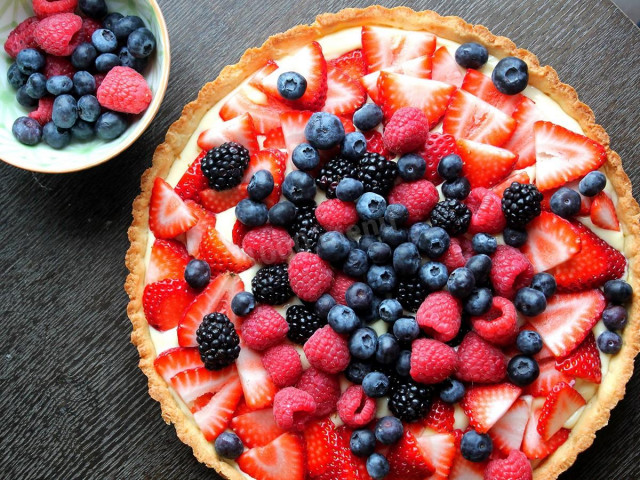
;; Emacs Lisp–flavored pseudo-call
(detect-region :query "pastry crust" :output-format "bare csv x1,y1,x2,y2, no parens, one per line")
124,6,640,480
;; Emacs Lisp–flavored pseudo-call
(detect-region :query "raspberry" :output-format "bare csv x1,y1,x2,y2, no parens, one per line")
262,344,303,387
315,199,358,233
456,332,506,383
424,399,455,433
471,296,518,346
288,252,334,302
29,97,54,126
465,187,506,234
240,305,289,351
336,385,377,428
458,236,475,261
437,238,466,272
490,246,534,299
4,17,39,58
44,54,75,78
410,338,457,384
33,0,77,18
296,367,341,417
329,273,357,305
94,73,106,89
272,387,316,431
34,13,83,56
364,130,390,157
78,17,102,42
416,292,462,342
97,66,153,114
383,107,429,154
418,132,459,185
303,325,350,374
387,179,439,224
484,450,533,480
242,226,294,264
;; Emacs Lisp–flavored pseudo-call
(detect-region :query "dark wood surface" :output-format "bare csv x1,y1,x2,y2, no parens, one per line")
1,1,639,478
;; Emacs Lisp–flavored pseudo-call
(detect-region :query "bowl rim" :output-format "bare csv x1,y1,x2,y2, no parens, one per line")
0,0,171,174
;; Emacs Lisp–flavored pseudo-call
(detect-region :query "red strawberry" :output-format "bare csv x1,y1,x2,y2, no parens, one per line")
461,383,522,433
387,430,436,480
503,97,543,169
538,382,586,440
521,211,582,272
304,418,339,478
169,366,237,405
232,219,250,247
491,170,531,198
431,46,464,87
192,377,243,441
534,121,607,191
521,406,569,459
363,130,390,157
488,397,531,455
461,69,523,115
174,151,208,201
555,332,602,383
231,408,285,448
184,201,217,257
4,16,39,58
236,344,278,409
220,87,291,134
146,239,190,284
263,126,286,149
359,71,384,104
449,449,486,480
590,191,619,231
143,279,196,331
527,289,605,357
400,54,432,79
327,49,368,80
414,431,456,479
149,177,198,239
280,110,313,163
524,359,574,397
457,138,518,189
361,26,436,71
153,347,203,383
197,113,259,154
237,432,305,480
418,132,459,185
199,227,254,275
243,148,286,208
424,399,455,433
248,60,279,91
322,64,367,116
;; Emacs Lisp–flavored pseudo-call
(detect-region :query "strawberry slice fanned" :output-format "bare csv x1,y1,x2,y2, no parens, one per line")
448,449,486,480
174,151,209,202
199,227,254,275
154,347,203,383
555,332,602,383
387,429,436,480
197,113,259,154
238,432,305,480
322,64,367,116
220,86,291,134
231,408,285,449
491,170,531,198
590,191,620,231
457,138,518,189
503,96,543,169
304,418,339,478
521,211,582,272
431,46,465,88
192,377,244,442
415,431,456,480
146,238,190,284
361,26,436,72
537,382,586,440
541,179,592,216
143,279,197,331
263,126,286,149
280,110,313,163
243,148,286,208
359,71,384,104
236,344,277,409
199,183,249,213
184,201,217,257
327,49,368,81
461,68,523,115
400,54,432,79
522,406,570,459
170,365,237,405
524,358,574,397
149,177,198,239
489,396,531,455
461,383,522,433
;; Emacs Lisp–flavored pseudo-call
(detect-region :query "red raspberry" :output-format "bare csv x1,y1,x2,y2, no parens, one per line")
490,245,534,299
437,237,466,272
364,130,390,157
240,305,289,351
471,296,518,346
232,220,250,247
97,66,153,114
456,332,506,384
288,252,334,302
336,385,377,428
29,97,54,126
262,344,303,387
4,17,39,58
383,107,429,154
78,17,102,42
303,325,350,374
33,0,77,18
34,13,83,56
424,399,455,433
296,367,341,417
417,292,461,342
329,273,356,305
315,199,358,233
410,338,457,384
458,236,475,261
242,226,294,264
484,450,533,480
272,387,316,431
418,132,459,185
465,187,506,234
387,179,439,224
44,55,75,78
94,73,106,89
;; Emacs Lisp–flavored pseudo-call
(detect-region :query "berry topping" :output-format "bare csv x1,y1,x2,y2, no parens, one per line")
149,177,198,239
287,252,334,302
490,246,534,299
484,450,532,480
457,138,518,189
383,107,430,154
553,332,601,382
199,227,254,275
261,344,302,388
196,312,241,370
214,431,244,459
143,279,196,331
285,304,325,345
303,325,350,374
461,383,522,433
456,332,507,383
314,199,358,233
251,263,294,305
200,142,250,191
471,296,518,346
417,291,461,343
337,385,377,427
242,226,294,264
237,433,305,480
388,376,433,423
33,12,82,56
296,367,341,417
272,387,316,431
410,338,457,384
537,382,585,440
241,305,289,351
430,199,472,235
387,179,439,225
492,57,529,95
356,152,399,196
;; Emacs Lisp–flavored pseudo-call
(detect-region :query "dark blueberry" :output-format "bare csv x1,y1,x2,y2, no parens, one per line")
268,201,297,227
95,52,121,72
440,378,466,403
455,42,489,69
315,293,336,320
384,204,409,227
461,430,493,462
119,46,148,72
79,0,108,19
393,242,420,277
376,333,400,365
127,27,156,58
359,234,378,252
305,112,345,149
12,117,42,146
292,143,319,171
396,350,412,377
507,355,540,386
374,416,404,445
380,223,407,248
24,73,46,99
103,12,124,31
503,227,528,247
419,261,449,291
328,304,361,334
604,280,633,304
52,95,78,129
366,453,390,480
95,111,128,139
282,170,316,204
346,282,374,313
409,222,430,246
357,192,387,220
46,75,73,96
550,187,581,218
342,131,367,160
92,29,118,53
112,15,145,42
42,122,71,149
417,227,450,257
277,71,307,100
472,233,498,255
16,48,45,75
393,317,420,342
71,120,95,141
346,360,373,384
367,265,397,295
16,86,37,108
437,153,463,181
367,242,392,265
360,295,382,324
597,331,622,354
72,43,98,70
353,103,383,131
530,272,557,299
214,431,244,459
379,298,403,323
231,291,255,317
514,287,547,316
602,305,628,331
465,254,492,284
247,170,274,201
235,199,268,227
317,231,351,263
336,177,364,202
349,327,378,360
184,259,211,289
344,248,370,277
73,71,96,96
398,153,426,181
447,267,476,299
7,63,28,90
363,371,390,398
464,288,493,316
516,330,543,355
492,57,528,95
441,177,471,200
351,429,376,458
579,171,607,197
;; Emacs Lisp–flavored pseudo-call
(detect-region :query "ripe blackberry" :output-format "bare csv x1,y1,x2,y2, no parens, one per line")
287,201,325,252
395,277,429,312
356,152,398,196
501,182,543,228
430,199,471,235
285,304,327,344
388,376,434,422
251,263,294,305
201,142,250,191
196,312,240,370
316,156,357,198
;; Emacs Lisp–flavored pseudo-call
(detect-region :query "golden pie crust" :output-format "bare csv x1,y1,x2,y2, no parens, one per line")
124,6,640,480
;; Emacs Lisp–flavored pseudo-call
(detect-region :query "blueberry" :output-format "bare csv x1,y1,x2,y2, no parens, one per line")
282,170,316,204
71,119,95,141
503,227,528,247
359,234,378,252
349,327,378,360
351,429,376,457
440,378,466,403
346,282,374,313
74,95,100,124
42,122,71,149
380,223,407,248
514,287,547,316
472,233,497,255
214,431,244,459
464,288,493,316
328,304,361,334
379,298,403,323
384,204,409,227
363,371,390,398
16,86,37,108
417,226,450,257
113,15,145,42
375,416,404,445
398,153,426,181
16,48,45,75
419,261,449,291
366,453,390,480
127,27,156,59
461,430,493,462
442,177,471,200
393,242,420,277
118,46,148,72
46,75,73,96
24,73,46,99
603,280,633,304
268,201,297,227
346,361,373,384
353,103,383,131
95,53,121,73
550,187,581,218
342,132,367,160
602,305,628,331
79,0,108,19
274,71,307,100
530,272,557,299
344,249,370,277
52,95,78,129
597,331,622,354
516,330,543,355
103,12,124,31
235,199,268,226
292,143,319,171
367,265,397,295
357,192,387,220
73,71,96,97
247,170,274,201
317,231,351,262
7,63,28,90
92,29,118,53
455,42,489,69
184,259,211,289
465,254,492,284
396,350,412,376
305,112,345,149
492,57,529,95
437,154,463,181
367,242,392,265
409,222,430,246
393,317,420,342
447,267,476,299
95,111,128,139
336,178,364,202
231,291,255,316
315,293,336,320
376,333,400,365
72,43,98,70
12,117,42,146
507,355,540,386
579,171,606,197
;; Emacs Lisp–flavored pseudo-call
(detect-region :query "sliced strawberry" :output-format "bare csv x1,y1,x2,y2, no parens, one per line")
400,54,432,79
461,383,522,433
524,359,574,397
190,392,215,413
503,97,543,169
322,64,367,116
335,425,370,480
424,399,455,433
243,149,287,208
199,227,254,275
488,397,531,455
220,86,292,134
590,191,619,231
304,418,339,477
146,239,190,284
154,347,203,383
359,71,383,104
520,325,555,362
415,432,456,480
199,183,249,213
184,201,217,257
192,377,243,441
541,180,592,216
457,138,518,188
461,69,523,115
538,382,586,440
248,60,279,91
170,366,237,405
231,408,285,448
236,344,277,409
143,279,196,331
197,113,259,154
280,110,313,163
431,46,465,87
263,126,286,149
419,132,459,185
378,71,456,124
238,432,305,480
327,49,368,80
522,406,570,459
491,170,531,198
174,151,209,201
232,220,250,247
555,332,602,383
387,430,436,480
448,449,486,480
361,26,436,72
149,177,198,239
534,121,607,191
527,289,605,357
521,211,582,272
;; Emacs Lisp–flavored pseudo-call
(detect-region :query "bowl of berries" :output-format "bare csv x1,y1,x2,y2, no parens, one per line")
0,0,170,173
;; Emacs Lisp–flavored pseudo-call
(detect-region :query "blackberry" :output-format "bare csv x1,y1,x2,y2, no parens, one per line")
316,156,357,198
196,312,240,370
356,152,399,196
387,376,434,422
251,263,294,305
395,277,429,312
286,304,327,344
287,201,325,252
201,142,250,191
430,199,471,235
501,182,543,228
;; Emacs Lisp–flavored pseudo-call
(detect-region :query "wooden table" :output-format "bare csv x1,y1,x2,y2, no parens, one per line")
1,0,639,478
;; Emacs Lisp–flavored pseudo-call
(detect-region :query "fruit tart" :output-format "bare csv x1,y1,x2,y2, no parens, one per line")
125,7,640,480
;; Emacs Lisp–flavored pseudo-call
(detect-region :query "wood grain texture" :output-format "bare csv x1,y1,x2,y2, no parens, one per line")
0,0,638,478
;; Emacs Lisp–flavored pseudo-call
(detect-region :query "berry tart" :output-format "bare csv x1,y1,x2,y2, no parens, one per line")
125,7,640,480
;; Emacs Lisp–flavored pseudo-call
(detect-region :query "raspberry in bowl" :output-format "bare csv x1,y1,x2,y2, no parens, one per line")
0,0,170,173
